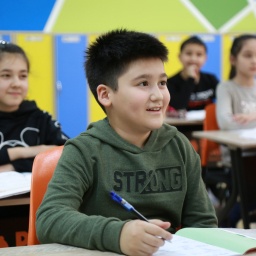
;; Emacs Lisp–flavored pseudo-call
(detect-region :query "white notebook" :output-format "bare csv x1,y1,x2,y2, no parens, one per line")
0,171,31,199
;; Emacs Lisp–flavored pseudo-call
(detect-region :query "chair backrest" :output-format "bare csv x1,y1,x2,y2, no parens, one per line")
200,103,220,167
27,145,64,245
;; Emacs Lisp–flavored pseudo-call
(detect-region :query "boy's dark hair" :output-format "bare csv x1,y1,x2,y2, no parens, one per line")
0,40,30,72
180,36,207,53
85,29,168,111
229,34,256,79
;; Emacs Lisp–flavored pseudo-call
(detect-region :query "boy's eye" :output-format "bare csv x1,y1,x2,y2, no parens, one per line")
139,81,149,86
160,81,167,86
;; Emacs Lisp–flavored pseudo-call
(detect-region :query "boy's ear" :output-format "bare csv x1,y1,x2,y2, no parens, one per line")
97,84,111,107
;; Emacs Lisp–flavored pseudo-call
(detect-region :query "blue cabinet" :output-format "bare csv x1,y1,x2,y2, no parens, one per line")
197,34,221,81
55,35,88,138
0,34,11,42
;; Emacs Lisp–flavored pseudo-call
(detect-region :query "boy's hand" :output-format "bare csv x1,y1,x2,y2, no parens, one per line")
120,219,172,256
186,64,199,82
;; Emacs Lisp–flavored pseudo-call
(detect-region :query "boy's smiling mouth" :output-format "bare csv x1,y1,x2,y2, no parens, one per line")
147,107,161,111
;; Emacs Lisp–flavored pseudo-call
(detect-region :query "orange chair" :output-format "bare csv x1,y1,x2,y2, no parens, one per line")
200,103,220,167
27,145,64,245
200,103,231,206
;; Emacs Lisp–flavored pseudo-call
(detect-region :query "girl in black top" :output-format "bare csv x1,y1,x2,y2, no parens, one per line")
0,41,68,172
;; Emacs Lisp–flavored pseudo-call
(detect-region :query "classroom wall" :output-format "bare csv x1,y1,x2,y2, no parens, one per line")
1,0,255,247
0,0,255,138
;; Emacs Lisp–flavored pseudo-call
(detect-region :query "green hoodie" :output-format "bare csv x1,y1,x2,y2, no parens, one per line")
36,118,217,254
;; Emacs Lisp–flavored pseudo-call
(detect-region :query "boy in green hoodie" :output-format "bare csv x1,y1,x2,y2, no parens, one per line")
36,29,217,256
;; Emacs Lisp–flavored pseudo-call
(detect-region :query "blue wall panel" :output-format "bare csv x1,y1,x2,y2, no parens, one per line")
0,0,55,31
55,34,88,138
198,34,221,81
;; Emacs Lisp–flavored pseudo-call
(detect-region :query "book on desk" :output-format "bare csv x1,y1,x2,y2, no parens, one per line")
0,172,31,248
0,171,31,199
156,228,256,256
0,228,255,255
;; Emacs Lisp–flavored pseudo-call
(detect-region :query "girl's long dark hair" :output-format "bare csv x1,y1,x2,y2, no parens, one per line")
229,34,256,79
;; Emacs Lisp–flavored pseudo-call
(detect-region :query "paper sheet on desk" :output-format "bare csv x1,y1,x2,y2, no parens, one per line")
237,128,256,139
0,171,31,199
186,110,205,121
154,235,237,256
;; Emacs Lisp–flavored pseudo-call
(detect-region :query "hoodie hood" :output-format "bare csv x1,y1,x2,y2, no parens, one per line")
0,100,38,119
85,118,177,153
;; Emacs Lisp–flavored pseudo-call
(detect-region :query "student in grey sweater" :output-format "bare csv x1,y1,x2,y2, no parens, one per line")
216,34,256,165
216,34,256,227
36,29,217,256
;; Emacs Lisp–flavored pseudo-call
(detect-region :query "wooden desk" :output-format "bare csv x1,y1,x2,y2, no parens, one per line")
165,110,205,127
165,110,204,138
192,130,256,229
0,194,30,207
0,238,256,256
165,117,203,126
0,243,120,256
165,117,203,144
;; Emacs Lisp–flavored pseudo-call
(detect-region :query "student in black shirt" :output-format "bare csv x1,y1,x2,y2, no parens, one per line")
167,36,219,116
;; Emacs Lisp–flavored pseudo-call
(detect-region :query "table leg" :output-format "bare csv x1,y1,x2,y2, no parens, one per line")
216,162,238,225
230,148,250,229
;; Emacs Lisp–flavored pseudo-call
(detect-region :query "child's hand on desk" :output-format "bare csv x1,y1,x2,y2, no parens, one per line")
166,106,187,119
8,145,57,161
120,219,172,256
0,164,15,172
233,112,256,124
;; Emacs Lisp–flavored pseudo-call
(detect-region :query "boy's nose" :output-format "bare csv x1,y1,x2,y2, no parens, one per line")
191,54,198,61
150,85,163,101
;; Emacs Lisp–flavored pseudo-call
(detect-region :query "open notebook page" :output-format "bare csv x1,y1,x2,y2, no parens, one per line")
154,235,238,256
0,171,31,199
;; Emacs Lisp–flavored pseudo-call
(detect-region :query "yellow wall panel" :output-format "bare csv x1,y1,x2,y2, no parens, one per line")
15,34,55,117
222,34,240,81
88,35,106,123
222,35,233,81
159,34,188,77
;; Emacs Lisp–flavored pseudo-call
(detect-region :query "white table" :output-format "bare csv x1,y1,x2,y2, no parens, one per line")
0,243,120,256
0,194,30,206
193,130,256,229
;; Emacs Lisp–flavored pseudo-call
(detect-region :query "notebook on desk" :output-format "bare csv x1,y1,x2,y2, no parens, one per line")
0,171,31,199
154,228,256,256
186,110,206,121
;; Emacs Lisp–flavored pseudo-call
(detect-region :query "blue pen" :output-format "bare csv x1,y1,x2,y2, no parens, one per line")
110,191,171,243
110,191,149,222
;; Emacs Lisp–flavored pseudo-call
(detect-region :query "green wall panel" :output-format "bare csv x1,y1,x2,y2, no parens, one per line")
191,0,248,29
